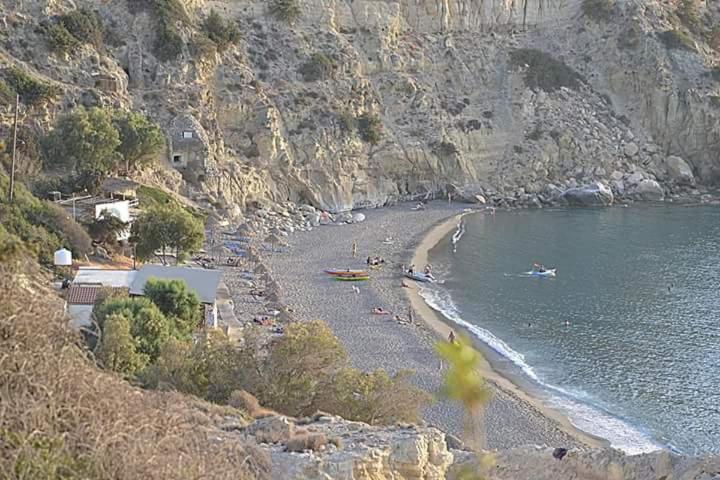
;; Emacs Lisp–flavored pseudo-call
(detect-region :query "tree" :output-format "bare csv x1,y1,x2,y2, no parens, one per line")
258,320,347,416
43,107,121,174
93,297,171,363
131,205,204,265
143,278,201,338
87,214,127,245
96,313,147,375
140,331,238,402
113,111,165,172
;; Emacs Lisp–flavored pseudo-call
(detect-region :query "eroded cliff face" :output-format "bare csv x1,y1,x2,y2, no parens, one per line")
1,0,718,214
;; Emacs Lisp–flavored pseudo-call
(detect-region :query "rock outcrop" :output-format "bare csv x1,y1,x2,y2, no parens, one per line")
238,414,453,480
560,182,614,207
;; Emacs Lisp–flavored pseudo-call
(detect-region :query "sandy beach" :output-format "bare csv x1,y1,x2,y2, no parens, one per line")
248,202,605,449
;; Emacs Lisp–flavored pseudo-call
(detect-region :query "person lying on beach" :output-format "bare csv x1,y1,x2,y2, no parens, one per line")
372,307,390,315
253,316,272,326
249,288,264,297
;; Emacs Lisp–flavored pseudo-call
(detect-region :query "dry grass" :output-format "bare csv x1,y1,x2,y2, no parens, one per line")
0,261,269,480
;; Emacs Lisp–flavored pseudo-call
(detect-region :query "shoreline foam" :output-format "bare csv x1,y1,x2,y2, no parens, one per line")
406,211,609,449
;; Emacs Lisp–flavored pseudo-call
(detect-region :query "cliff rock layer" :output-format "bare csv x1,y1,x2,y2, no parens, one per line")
1,0,719,213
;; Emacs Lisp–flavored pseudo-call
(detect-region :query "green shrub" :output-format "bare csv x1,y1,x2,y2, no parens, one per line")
202,9,241,52
137,185,205,220
59,8,104,48
0,79,13,103
676,0,699,30
581,0,614,23
28,201,93,257
658,29,696,51
337,111,356,132
93,297,172,366
434,141,458,157
298,53,335,81
141,320,431,424
154,21,184,62
269,0,301,23
143,278,201,338
43,23,81,54
190,34,218,60
509,48,585,92
0,172,93,265
357,112,382,145
2,67,61,106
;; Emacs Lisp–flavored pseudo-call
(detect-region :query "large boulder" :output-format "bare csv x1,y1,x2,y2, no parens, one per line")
665,156,695,186
560,182,614,207
628,179,664,201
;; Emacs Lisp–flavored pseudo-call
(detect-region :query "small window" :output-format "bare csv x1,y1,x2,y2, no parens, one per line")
173,155,182,164
182,131,193,139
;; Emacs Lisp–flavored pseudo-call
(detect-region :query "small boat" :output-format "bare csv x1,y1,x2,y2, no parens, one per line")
528,268,556,277
404,272,435,283
334,275,369,281
324,269,368,276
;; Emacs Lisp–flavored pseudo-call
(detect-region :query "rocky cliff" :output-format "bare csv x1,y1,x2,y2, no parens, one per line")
233,411,720,479
1,0,718,214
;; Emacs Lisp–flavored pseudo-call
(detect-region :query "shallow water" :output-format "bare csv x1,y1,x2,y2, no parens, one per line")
425,205,720,454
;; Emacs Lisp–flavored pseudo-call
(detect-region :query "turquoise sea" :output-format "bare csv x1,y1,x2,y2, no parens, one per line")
422,205,720,454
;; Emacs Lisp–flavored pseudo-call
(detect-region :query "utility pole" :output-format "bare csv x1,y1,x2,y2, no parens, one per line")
8,94,19,203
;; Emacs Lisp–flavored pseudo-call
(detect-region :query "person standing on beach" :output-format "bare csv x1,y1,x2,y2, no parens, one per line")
448,330,456,343
352,241,357,259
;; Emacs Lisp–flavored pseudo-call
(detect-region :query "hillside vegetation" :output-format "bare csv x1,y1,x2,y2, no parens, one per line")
0,260,269,479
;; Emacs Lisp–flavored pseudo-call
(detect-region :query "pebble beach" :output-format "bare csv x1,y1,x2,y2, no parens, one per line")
225,202,605,450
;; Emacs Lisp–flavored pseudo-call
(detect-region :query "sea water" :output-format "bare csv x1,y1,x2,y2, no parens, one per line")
422,205,720,455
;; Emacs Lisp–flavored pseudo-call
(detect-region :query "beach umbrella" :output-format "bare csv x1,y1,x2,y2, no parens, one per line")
254,263,269,275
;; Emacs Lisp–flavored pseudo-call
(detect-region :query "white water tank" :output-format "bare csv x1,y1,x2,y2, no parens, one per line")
53,248,72,266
